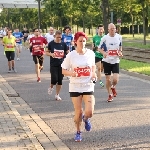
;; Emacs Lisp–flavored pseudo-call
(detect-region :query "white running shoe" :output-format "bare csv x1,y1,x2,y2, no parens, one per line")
48,87,54,95
17,58,20,61
55,94,62,101
12,68,17,73
8,69,11,73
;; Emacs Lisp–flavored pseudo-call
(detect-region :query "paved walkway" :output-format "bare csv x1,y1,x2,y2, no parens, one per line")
0,75,69,150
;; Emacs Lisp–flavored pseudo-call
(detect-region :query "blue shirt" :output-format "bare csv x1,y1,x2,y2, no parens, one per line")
13,32,23,44
61,33,73,50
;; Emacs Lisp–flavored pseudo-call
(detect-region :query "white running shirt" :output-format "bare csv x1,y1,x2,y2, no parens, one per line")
98,33,122,64
61,49,95,92
45,33,54,43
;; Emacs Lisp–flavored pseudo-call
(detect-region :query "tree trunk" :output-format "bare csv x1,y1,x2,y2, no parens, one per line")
131,15,134,38
70,16,73,28
145,17,148,36
101,0,109,34
59,17,62,29
143,9,146,45
82,14,85,32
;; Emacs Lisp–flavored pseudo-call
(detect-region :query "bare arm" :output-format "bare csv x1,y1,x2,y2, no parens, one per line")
62,68,77,77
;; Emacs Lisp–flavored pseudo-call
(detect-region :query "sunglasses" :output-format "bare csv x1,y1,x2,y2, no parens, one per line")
56,37,61,39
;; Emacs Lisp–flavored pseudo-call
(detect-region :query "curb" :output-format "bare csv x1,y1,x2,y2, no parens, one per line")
0,75,70,150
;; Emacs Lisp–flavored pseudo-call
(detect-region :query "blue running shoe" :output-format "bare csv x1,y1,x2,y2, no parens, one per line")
74,131,82,142
83,115,91,131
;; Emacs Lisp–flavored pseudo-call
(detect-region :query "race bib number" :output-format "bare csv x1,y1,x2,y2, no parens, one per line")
54,49,64,58
108,50,118,56
32,45,42,52
6,44,14,48
16,38,20,42
74,66,91,77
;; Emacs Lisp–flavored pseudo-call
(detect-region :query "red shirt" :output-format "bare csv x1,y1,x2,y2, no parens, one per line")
30,36,47,55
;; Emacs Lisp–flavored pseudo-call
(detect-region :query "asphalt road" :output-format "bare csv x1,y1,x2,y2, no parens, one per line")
0,45,150,150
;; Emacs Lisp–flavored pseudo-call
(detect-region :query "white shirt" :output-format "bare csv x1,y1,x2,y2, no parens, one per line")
0,30,3,37
27,34,34,40
45,33,54,43
98,33,122,64
61,49,95,92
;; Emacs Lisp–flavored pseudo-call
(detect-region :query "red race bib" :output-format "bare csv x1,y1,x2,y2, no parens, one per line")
6,44,14,48
108,50,119,56
74,66,91,77
32,45,42,52
16,38,20,42
54,50,64,58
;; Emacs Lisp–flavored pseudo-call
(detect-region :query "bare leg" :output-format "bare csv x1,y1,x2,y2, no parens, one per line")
72,96,83,132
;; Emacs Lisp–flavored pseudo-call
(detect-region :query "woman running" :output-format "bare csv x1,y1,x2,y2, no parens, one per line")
61,32,97,142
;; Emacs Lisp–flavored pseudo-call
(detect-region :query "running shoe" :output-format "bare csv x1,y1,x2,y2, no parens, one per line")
17,58,20,61
83,115,91,131
55,94,62,101
12,67,17,73
48,87,54,95
107,94,113,102
8,69,11,73
99,80,104,87
37,77,41,82
111,87,117,97
74,131,82,142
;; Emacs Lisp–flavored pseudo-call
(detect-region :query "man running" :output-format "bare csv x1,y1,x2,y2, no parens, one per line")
98,23,123,102
61,26,74,51
46,30,69,101
2,29,17,73
92,25,105,87
29,28,48,82
22,27,29,50
13,28,23,60
45,27,55,43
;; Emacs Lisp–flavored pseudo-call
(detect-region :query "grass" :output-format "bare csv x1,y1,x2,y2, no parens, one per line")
120,59,150,76
122,34,150,40
123,42,150,49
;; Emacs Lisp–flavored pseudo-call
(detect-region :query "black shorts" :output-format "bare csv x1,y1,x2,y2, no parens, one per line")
95,57,103,63
70,92,94,97
33,55,44,66
103,61,119,75
24,37,28,42
5,51,15,61
50,66,64,85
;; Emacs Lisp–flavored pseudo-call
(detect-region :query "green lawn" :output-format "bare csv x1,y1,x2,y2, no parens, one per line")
122,34,150,40
120,59,150,76
123,42,150,49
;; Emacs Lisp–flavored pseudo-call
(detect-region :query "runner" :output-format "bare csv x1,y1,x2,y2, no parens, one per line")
61,26,74,51
27,30,34,55
2,29,17,73
98,23,123,102
29,28,48,82
13,28,23,60
22,27,29,50
61,32,96,142
46,30,69,100
45,27,55,43
0,27,4,43
92,25,105,87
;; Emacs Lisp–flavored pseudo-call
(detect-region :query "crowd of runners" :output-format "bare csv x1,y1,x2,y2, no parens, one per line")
0,23,123,142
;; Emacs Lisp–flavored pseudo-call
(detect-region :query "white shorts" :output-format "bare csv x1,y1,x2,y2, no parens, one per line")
16,43,22,49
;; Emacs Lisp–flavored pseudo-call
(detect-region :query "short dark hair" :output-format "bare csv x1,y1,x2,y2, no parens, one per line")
55,30,62,35
98,25,104,28
63,25,71,31
33,28,38,32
